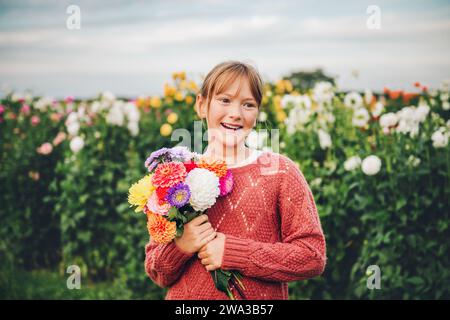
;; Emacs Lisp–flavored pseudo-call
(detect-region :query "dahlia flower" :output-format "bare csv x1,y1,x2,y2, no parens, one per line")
146,212,177,244
219,170,234,196
431,128,449,148
185,168,220,212
344,156,362,171
147,191,171,215
198,156,228,177
155,187,169,204
152,161,187,188
361,155,382,176
128,174,155,212
317,129,332,149
183,161,198,173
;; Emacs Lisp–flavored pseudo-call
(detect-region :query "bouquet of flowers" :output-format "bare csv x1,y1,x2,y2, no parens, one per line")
127,146,246,299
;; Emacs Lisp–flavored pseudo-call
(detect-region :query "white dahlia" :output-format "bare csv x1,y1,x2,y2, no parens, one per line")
317,129,332,149
185,168,220,212
352,108,370,127
313,82,335,103
70,136,85,153
431,128,449,148
361,155,382,176
379,112,398,128
344,156,362,171
258,111,268,122
344,91,363,109
371,102,384,118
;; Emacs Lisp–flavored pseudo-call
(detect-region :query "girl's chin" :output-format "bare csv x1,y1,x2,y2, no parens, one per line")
215,134,245,148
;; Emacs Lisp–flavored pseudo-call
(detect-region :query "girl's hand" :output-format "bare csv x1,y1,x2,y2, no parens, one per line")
174,214,217,254
198,232,226,271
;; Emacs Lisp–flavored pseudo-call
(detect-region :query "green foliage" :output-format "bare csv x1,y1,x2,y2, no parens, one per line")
283,90,450,300
1,77,449,299
285,68,336,92
0,96,64,270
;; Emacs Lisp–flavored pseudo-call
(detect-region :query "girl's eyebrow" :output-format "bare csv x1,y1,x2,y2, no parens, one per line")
219,92,256,102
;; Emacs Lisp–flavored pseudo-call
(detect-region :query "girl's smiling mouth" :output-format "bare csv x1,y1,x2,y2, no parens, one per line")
220,122,243,131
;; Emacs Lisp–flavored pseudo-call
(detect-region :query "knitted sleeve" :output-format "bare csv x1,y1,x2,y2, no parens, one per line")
144,239,193,288
220,156,327,282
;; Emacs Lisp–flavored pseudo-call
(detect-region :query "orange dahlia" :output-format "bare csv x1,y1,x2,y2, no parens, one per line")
146,211,177,244
152,161,187,188
198,156,227,178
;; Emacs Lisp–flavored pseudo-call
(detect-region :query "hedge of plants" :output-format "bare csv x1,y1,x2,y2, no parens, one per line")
1,73,448,299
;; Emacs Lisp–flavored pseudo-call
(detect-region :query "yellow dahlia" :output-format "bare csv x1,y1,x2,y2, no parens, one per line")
128,175,155,213
150,96,161,108
167,112,178,124
198,156,227,177
160,123,172,137
146,212,177,244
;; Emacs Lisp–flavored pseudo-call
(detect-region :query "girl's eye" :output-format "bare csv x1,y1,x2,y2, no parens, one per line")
218,98,255,108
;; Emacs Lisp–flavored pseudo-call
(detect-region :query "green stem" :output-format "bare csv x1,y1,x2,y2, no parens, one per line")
447,149,450,209
426,144,432,189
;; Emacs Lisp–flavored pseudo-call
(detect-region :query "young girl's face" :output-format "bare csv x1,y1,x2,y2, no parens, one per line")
198,76,259,150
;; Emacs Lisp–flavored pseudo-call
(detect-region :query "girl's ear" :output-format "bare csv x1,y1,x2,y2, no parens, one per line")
195,93,207,119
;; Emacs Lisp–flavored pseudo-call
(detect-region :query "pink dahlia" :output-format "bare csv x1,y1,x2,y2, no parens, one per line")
146,192,171,215
152,161,187,188
219,170,234,196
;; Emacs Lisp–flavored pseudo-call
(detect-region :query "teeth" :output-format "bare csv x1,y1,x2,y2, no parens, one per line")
221,123,242,130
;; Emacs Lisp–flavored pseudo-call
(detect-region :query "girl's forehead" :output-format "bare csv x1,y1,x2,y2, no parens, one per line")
215,76,253,98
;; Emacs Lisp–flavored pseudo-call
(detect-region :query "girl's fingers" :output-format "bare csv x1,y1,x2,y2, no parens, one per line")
199,231,217,247
191,214,209,226
205,264,217,271
201,258,211,265
199,228,216,241
197,222,212,233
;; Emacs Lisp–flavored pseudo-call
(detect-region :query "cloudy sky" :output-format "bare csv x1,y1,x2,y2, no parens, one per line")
0,0,449,98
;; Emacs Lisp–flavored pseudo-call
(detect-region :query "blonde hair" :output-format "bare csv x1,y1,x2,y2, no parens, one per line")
197,60,264,117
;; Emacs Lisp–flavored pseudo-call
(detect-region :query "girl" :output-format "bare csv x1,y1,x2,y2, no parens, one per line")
145,61,326,300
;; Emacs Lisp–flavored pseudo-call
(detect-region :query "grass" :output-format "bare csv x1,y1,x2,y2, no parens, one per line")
0,268,165,299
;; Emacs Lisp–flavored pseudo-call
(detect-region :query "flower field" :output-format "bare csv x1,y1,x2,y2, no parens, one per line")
1,72,449,299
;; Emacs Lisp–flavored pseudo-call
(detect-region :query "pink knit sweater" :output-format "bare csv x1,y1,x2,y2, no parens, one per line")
144,151,327,300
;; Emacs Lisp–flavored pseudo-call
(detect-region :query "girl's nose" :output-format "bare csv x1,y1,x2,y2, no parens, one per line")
227,103,242,119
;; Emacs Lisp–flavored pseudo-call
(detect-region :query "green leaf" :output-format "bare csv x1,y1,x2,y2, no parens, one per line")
406,277,424,286
395,198,407,211
167,207,178,220
184,211,199,223
176,226,183,237
211,270,232,293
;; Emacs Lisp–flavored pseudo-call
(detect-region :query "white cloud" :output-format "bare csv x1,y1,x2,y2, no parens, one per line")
0,0,449,96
